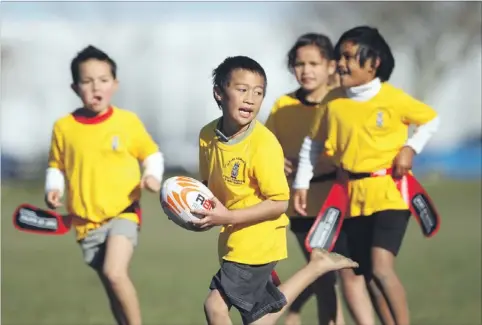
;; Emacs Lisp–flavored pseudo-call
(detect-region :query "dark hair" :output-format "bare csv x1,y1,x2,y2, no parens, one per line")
70,45,117,84
287,33,335,72
334,26,394,82
212,56,267,107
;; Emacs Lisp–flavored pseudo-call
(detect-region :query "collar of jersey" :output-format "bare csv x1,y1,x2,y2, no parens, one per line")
214,118,256,147
345,78,382,102
72,106,114,125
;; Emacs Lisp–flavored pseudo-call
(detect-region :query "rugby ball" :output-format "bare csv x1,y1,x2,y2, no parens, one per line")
160,176,214,232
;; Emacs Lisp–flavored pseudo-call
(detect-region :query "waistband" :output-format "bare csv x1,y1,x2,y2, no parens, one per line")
71,201,140,226
311,168,394,183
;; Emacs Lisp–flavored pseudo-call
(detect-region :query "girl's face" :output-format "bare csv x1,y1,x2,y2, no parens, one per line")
337,41,379,88
293,45,336,92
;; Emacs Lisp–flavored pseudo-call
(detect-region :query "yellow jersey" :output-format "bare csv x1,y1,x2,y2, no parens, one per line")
48,106,159,240
199,119,290,265
265,90,337,217
310,83,438,217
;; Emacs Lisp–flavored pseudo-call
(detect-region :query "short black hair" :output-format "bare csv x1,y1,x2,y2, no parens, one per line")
70,45,117,84
212,56,267,107
287,33,335,72
335,26,395,82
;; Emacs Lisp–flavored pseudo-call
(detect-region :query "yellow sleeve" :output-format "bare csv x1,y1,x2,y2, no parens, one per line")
198,135,209,182
48,123,65,171
130,114,159,161
253,136,290,201
400,92,438,125
264,100,280,135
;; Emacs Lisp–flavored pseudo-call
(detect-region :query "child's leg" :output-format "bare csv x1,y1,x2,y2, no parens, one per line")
97,270,128,325
334,284,345,325
368,210,411,325
102,219,142,325
366,277,395,325
338,269,374,325
287,217,344,325
335,217,375,325
80,219,137,325
204,289,233,325
249,249,358,325
312,272,342,325
285,219,315,325
285,289,311,325
204,263,241,325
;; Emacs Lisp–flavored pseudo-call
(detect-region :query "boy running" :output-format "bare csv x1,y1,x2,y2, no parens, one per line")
45,45,163,325
192,55,358,325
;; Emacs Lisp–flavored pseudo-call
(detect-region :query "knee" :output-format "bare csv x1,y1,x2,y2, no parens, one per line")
204,291,229,320
338,269,359,284
103,266,129,287
371,264,396,284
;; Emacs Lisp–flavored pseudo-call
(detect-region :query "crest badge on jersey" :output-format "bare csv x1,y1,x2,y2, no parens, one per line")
376,111,384,127
112,136,120,151
231,162,240,179
223,157,246,185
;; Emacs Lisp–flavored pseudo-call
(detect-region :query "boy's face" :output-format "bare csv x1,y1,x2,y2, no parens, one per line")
337,41,378,88
215,69,265,128
72,59,118,113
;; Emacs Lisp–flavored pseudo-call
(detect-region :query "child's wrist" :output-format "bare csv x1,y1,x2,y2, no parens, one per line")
226,210,238,225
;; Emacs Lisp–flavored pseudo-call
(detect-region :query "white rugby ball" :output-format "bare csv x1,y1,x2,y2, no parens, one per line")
160,176,214,232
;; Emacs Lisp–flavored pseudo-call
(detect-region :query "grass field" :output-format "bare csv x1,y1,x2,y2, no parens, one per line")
1,178,481,325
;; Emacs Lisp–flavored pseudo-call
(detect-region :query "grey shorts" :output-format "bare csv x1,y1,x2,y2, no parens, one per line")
210,261,287,324
79,218,139,270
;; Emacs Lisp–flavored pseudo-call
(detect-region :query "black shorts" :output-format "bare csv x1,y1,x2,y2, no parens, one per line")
209,261,287,324
290,217,316,261
333,209,410,276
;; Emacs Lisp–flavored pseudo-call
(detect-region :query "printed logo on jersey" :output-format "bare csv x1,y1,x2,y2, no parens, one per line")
223,157,246,185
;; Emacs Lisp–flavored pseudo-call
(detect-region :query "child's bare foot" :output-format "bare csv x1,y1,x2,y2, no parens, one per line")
285,312,302,325
309,248,358,276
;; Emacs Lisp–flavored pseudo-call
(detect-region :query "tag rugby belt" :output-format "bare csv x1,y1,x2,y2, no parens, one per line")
305,168,441,253
12,202,141,236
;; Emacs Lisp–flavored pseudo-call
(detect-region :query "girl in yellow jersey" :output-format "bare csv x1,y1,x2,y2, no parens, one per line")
265,33,345,325
293,26,439,325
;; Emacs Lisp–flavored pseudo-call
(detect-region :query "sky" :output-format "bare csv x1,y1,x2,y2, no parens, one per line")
1,0,480,166
1,1,298,22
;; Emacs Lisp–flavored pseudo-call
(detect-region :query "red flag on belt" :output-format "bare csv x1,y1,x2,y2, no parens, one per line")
13,203,71,235
305,181,348,253
394,174,440,238
305,170,441,253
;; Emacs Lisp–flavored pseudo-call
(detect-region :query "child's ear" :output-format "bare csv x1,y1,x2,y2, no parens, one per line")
374,57,381,70
113,79,119,91
328,60,337,76
71,83,79,96
368,57,381,74
213,86,223,102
